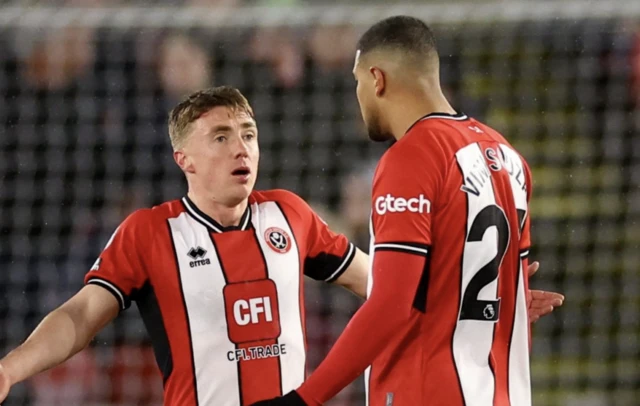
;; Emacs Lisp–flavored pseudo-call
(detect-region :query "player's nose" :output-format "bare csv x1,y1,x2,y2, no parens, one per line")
232,137,250,159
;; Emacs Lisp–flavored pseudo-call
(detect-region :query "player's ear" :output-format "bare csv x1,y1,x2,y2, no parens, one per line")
174,150,195,174
370,67,385,97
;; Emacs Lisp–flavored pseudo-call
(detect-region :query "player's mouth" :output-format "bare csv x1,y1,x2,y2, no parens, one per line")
231,166,251,183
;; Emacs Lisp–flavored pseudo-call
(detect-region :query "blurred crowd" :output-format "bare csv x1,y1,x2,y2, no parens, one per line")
0,2,639,405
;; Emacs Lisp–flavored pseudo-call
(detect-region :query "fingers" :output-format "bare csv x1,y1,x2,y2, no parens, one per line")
0,376,9,403
530,290,564,300
529,304,555,323
530,313,541,323
530,304,555,313
0,363,10,399
530,290,564,306
526,261,566,324
530,294,564,304
528,289,564,323
530,301,563,310
529,297,563,308
527,261,540,278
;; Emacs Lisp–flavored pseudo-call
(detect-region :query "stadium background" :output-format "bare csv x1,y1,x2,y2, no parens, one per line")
0,0,639,405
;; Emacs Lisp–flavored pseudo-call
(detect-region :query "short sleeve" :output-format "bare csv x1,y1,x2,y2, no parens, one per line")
278,191,355,283
84,209,152,310
304,208,356,282
371,146,445,257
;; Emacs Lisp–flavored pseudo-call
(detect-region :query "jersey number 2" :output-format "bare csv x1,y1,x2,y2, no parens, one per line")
459,205,510,321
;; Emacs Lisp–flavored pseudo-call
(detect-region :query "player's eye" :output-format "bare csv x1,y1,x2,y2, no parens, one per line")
243,132,256,141
214,135,227,143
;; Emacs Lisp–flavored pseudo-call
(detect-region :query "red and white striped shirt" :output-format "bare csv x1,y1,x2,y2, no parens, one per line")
85,189,355,406
298,112,533,406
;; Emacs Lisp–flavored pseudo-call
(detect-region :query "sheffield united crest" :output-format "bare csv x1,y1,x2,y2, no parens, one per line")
265,227,291,254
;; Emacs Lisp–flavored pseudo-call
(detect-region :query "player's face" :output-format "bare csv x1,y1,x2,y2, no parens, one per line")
178,106,259,206
353,52,393,142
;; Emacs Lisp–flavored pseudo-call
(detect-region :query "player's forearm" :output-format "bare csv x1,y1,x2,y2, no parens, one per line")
0,307,93,385
335,249,369,299
298,251,425,404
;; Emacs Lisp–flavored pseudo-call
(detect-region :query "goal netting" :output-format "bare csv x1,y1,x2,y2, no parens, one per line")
0,2,638,405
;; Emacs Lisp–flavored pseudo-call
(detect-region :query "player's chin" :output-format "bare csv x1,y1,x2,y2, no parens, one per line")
367,130,393,142
366,122,393,142
227,181,254,202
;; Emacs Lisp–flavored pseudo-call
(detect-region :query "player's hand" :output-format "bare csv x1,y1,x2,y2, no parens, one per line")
0,362,11,403
249,390,307,406
527,261,564,323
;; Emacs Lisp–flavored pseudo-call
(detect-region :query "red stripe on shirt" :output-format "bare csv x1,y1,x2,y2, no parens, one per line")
214,231,283,405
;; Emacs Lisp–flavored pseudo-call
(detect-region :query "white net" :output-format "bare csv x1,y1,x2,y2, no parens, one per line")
0,2,639,405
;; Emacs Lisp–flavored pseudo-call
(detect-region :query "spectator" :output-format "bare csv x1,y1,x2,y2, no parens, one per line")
338,161,377,252
158,33,214,102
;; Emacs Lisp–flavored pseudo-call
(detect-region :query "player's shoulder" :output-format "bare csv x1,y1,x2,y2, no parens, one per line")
471,119,510,144
394,112,471,152
379,116,455,173
121,199,184,230
472,120,531,165
414,111,470,128
250,189,316,227
406,112,520,156
251,189,310,211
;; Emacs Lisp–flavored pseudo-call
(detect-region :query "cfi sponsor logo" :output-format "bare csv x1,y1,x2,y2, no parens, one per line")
264,227,291,253
375,194,431,215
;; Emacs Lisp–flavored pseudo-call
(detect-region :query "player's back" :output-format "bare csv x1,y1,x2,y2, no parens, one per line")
367,113,532,406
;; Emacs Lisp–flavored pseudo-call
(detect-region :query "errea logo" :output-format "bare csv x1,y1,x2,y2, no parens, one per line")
188,246,211,268
375,194,431,215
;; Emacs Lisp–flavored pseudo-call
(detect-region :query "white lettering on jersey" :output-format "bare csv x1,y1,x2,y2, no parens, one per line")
453,142,532,406
500,147,527,192
233,300,250,325
460,154,491,197
453,143,501,406
482,146,527,192
168,202,306,404
499,144,532,406
233,297,273,326
374,194,431,215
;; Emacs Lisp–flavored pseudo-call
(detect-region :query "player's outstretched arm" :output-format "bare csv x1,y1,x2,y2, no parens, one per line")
333,248,369,299
0,285,119,402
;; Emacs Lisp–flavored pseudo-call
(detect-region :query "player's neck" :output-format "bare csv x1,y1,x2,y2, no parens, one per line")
391,87,456,141
187,191,248,228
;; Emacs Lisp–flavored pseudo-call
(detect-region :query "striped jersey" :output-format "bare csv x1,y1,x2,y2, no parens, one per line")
364,112,533,406
84,189,355,406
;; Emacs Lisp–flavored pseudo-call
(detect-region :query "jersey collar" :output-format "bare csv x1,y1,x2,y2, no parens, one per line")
181,196,252,233
405,111,469,134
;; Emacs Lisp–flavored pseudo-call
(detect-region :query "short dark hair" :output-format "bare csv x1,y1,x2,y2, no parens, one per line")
357,16,438,61
168,86,254,149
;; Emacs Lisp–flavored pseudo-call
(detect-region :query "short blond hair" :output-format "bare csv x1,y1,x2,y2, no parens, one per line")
168,86,254,149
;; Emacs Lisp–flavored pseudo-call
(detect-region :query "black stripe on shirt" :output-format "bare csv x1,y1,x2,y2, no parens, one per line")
86,277,129,310
373,242,430,257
